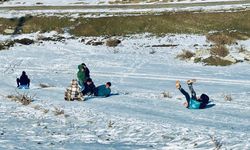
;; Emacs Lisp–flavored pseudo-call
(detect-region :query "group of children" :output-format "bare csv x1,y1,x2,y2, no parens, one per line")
16,64,210,109
64,63,112,101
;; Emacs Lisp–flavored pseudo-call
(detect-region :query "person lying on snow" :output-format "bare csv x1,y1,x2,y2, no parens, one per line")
94,82,112,97
176,80,209,109
82,78,96,96
16,71,30,88
77,63,90,87
64,79,83,101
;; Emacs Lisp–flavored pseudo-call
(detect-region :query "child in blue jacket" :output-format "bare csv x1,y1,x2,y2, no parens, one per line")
176,80,209,109
94,82,111,97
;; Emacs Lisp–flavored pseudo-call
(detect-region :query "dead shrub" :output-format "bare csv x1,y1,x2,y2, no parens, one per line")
14,38,34,45
106,39,121,47
202,56,233,66
53,107,64,116
206,33,235,45
209,135,222,150
176,50,195,60
223,94,232,101
108,120,115,128
7,92,35,105
210,45,229,57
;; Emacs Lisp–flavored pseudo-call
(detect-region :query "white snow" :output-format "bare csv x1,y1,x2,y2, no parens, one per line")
0,33,250,149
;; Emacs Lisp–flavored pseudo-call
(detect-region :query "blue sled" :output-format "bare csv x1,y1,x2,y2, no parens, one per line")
18,85,29,89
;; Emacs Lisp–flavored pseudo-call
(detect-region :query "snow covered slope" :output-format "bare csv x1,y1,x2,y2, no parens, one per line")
0,33,249,149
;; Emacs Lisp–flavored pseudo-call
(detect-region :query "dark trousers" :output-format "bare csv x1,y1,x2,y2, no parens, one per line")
179,84,197,107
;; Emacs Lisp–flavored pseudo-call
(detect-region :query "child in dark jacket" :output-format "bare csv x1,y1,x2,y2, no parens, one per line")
16,71,30,87
82,78,96,96
176,80,209,109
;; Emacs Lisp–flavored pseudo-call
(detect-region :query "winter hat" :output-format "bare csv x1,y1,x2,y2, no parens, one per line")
200,94,209,102
86,78,92,82
82,63,86,67
106,82,111,87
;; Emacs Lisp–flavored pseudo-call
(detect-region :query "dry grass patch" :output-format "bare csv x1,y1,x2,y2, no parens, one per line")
206,33,235,45
176,50,195,60
7,92,35,105
210,44,229,57
202,56,233,66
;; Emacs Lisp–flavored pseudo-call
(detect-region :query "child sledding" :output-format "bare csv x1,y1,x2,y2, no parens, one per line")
176,79,209,109
16,71,30,89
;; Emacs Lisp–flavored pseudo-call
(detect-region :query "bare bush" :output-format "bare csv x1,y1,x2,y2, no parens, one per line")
209,135,222,150
53,107,64,116
108,120,115,128
176,50,195,60
210,45,229,57
7,92,35,105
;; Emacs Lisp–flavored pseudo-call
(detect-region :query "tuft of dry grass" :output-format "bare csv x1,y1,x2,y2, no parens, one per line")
209,135,222,150
223,94,233,101
206,33,235,45
202,56,233,66
53,107,64,116
210,44,229,57
176,50,195,60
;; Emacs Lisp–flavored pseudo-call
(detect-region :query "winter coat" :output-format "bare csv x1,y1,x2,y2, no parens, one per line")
64,79,83,101
82,82,96,95
94,85,111,97
188,98,201,109
17,73,30,86
77,64,86,86
85,67,90,79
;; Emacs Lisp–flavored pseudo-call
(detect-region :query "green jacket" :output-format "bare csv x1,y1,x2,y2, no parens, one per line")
95,85,111,97
77,64,86,86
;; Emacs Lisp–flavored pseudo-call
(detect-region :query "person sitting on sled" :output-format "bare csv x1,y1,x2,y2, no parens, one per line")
64,79,83,101
94,82,111,97
176,80,209,109
16,71,30,88
82,78,96,96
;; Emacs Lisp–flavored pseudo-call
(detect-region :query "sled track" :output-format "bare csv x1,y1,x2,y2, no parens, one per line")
1,65,250,86
93,71,250,86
